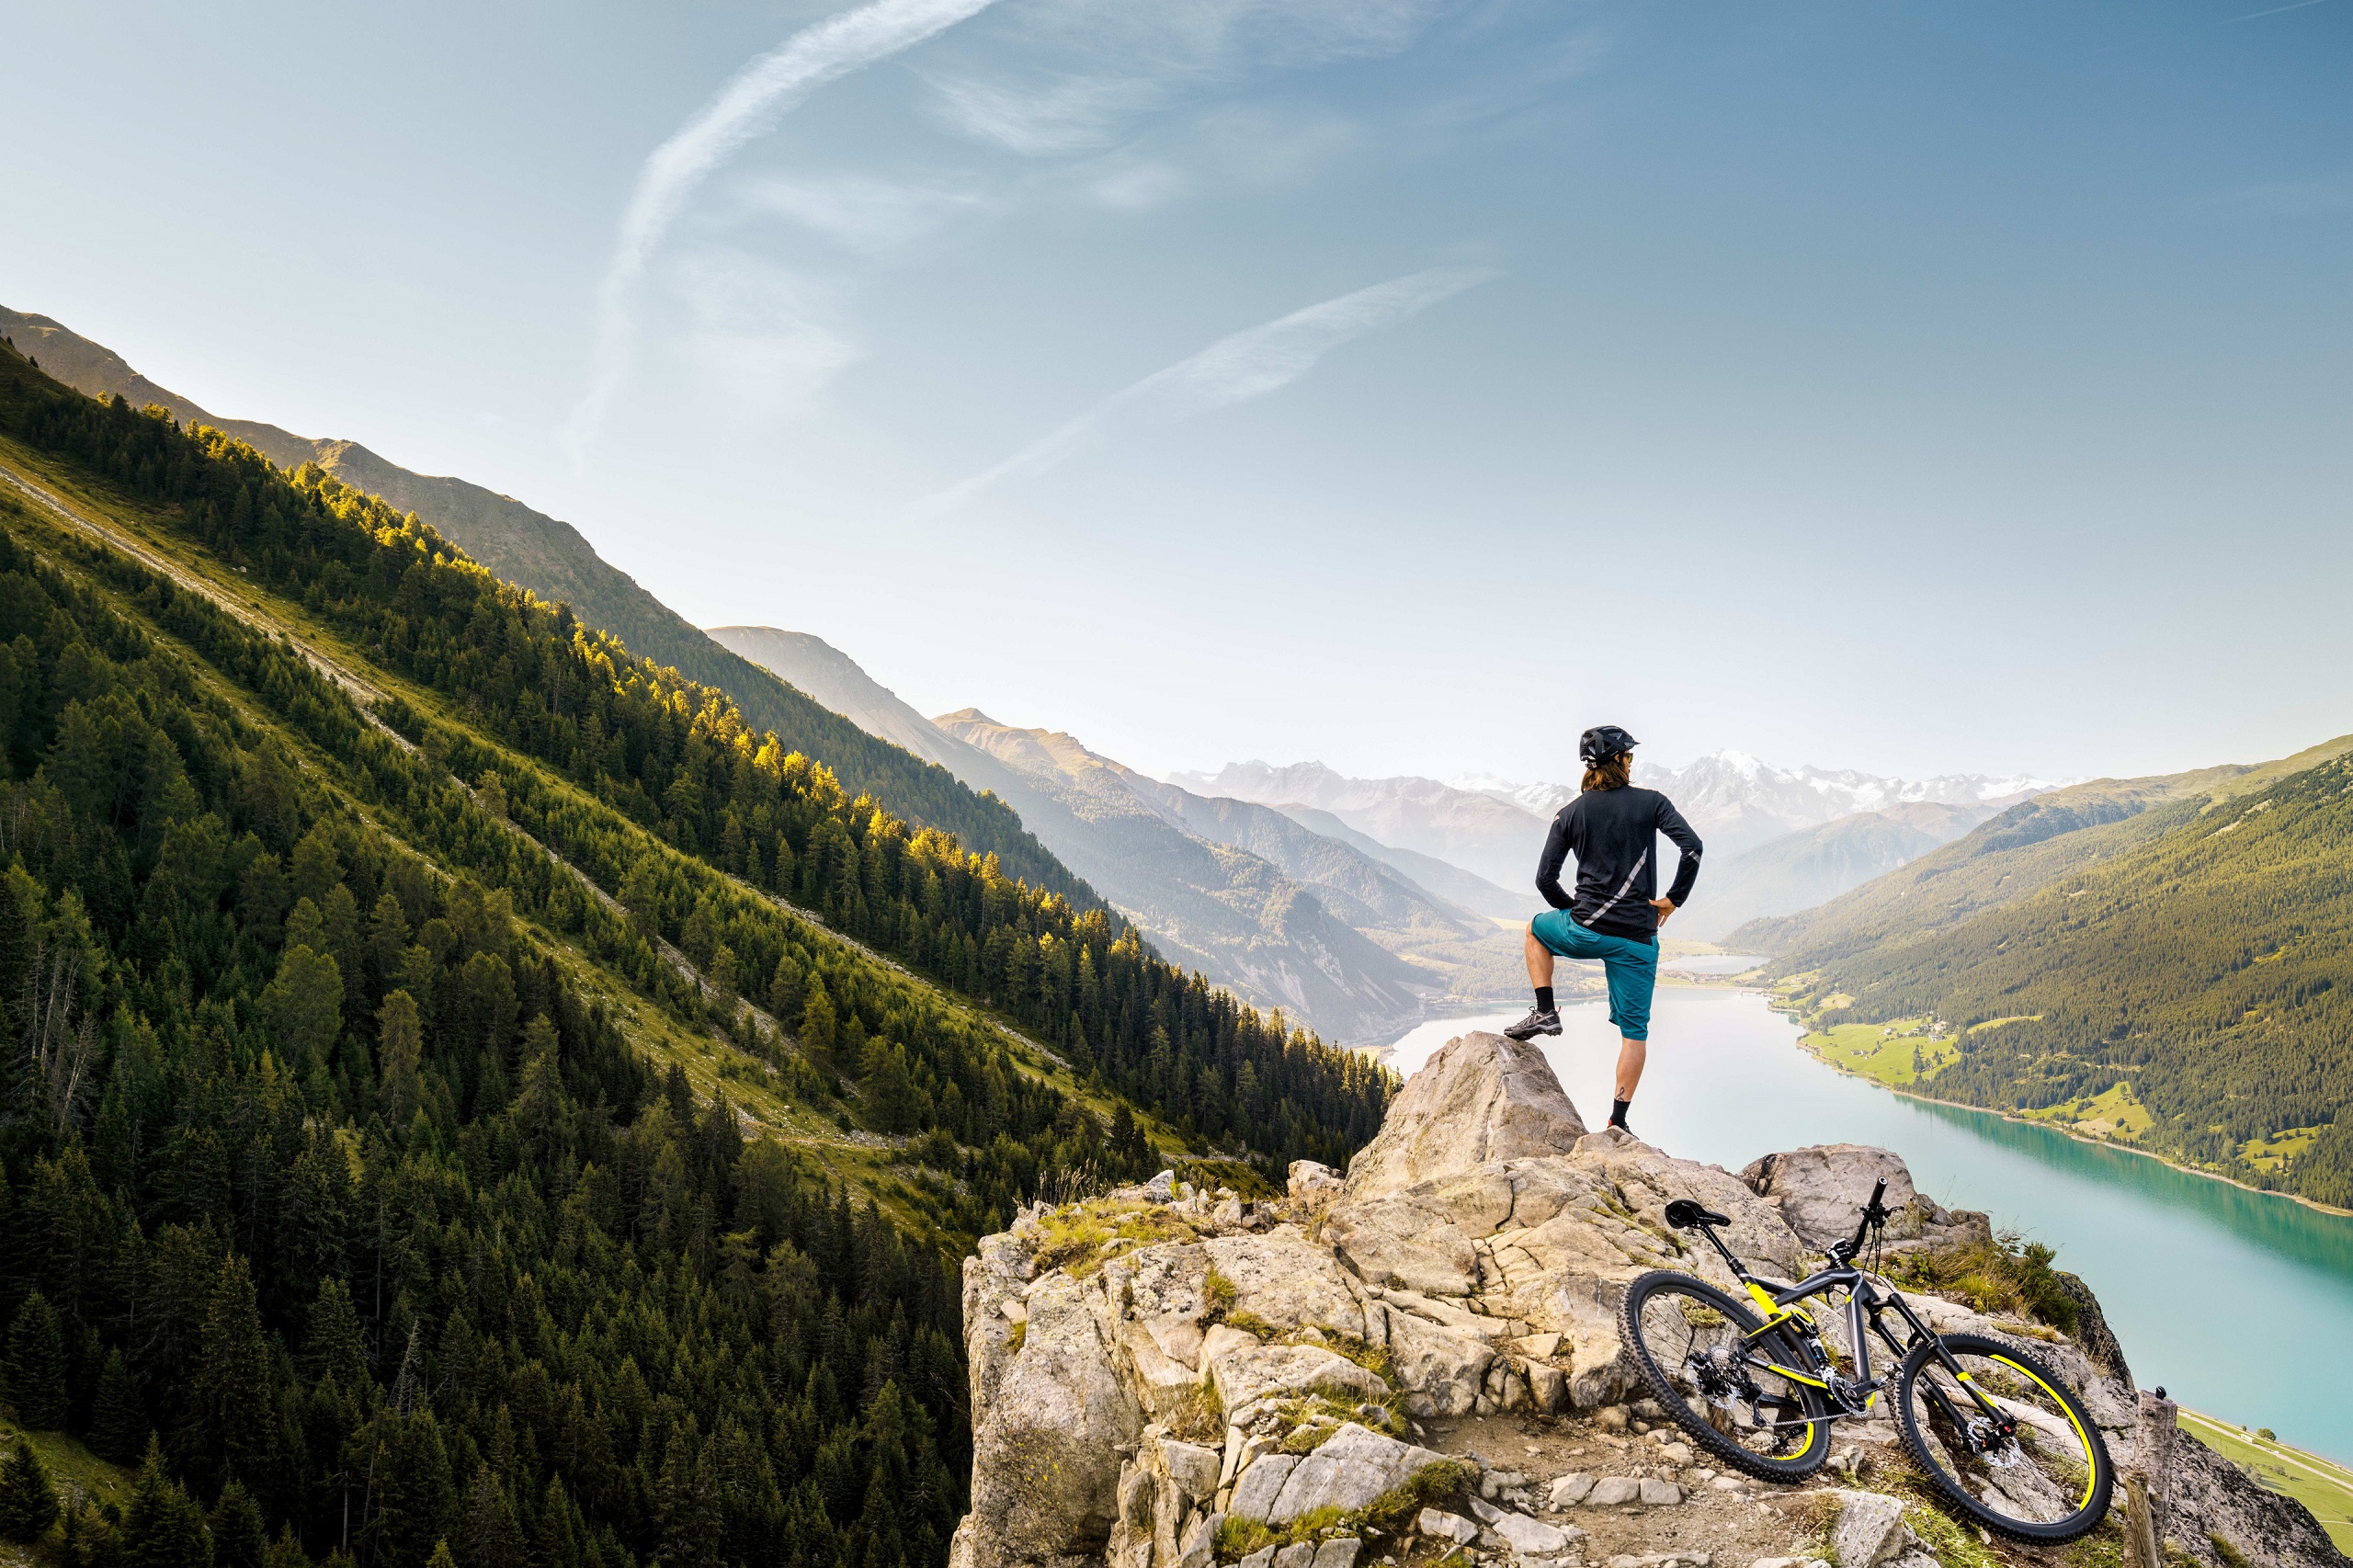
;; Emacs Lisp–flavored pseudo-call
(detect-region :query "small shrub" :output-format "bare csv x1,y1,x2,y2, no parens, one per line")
1280,1422,1337,1455
1204,1268,1238,1318
1215,1517,1276,1560
1888,1233,2080,1335
1006,1322,1026,1355
1225,1310,1279,1340
1165,1383,1223,1444
1032,1200,1199,1278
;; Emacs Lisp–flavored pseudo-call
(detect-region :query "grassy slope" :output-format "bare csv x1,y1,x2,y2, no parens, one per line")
0,432,1203,1246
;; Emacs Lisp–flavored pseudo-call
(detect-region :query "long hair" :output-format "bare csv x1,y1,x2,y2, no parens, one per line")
1581,752,1632,792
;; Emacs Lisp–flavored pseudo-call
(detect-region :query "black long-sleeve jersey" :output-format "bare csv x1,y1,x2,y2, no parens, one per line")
1534,786,1703,941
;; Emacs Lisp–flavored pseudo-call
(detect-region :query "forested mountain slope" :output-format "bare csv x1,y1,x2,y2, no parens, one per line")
1735,743,2352,959
0,306,1079,902
0,341,1392,1568
1747,739,2353,1207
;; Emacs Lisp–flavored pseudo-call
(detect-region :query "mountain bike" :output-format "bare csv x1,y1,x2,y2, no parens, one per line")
1618,1179,2113,1543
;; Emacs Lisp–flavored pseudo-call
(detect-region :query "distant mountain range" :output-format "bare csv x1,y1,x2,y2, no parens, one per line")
710,628,1530,1043
1169,761,1552,889
1179,753,2061,940
1457,751,2058,859
1667,800,2003,942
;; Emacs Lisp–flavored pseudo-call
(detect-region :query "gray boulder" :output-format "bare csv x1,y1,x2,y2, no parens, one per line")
1736,1144,1987,1253
1289,1160,1346,1213
1208,1342,1390,1415
1228,1453,1301,1522
1266,1423,1451,1523
1341,1031,1586,1202
954,1273,1142,1568
1824,1490,1914,1568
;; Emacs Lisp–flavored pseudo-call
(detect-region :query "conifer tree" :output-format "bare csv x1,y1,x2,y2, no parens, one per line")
799,980,835,1058
210,1481,268,1568
456,1465,526,1568
862,1040,918,1135
264,1525,313,1568
89,1347,151,1463
0,1435,60,1543
533,1478,580,1568
4,1290,68,1430
378,990,425,1126
120,1441,211,1568
185,1256,272,1494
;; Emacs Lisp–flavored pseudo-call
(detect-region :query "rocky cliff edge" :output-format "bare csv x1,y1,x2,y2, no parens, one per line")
952,1032,2346,1568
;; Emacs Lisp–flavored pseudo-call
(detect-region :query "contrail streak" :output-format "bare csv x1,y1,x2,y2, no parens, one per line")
568,0,999,457
914,265,1498,515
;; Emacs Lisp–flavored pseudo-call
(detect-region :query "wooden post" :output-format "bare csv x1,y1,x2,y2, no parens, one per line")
2124,1387,2178,1568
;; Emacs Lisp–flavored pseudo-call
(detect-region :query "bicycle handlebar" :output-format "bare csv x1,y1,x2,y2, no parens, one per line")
1847,1176,1889,1256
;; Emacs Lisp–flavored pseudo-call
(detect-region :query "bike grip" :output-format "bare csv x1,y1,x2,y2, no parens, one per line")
1869,1177,1887,1207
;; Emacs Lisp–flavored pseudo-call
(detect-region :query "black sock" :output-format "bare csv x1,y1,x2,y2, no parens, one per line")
1534,986,1554,1013
1609,1098,1631,1128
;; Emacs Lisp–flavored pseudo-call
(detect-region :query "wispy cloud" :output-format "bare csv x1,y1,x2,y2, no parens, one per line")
668,250,861,426
733,173,996,252
923,73,1165,155
568,0,1000,457
917,0,1459,156
2225,0,2329,20
913,264,1497,515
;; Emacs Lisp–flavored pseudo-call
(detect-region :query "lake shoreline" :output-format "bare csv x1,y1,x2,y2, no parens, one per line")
1785,1022,2353,1222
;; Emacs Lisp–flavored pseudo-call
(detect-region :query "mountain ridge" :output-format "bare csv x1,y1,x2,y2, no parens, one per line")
708,628,1529,1041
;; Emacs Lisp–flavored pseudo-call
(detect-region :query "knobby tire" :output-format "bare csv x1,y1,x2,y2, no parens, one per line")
1619,1269,1833,1483
1893,1331,2114,1543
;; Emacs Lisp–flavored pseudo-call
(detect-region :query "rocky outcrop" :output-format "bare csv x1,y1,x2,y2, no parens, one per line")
952,1035,2347,1568
1341,1031,1586,1202
1736,1143,1990,1254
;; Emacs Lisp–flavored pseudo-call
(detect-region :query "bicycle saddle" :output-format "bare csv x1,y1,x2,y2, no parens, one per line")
1664,1199,1730,1230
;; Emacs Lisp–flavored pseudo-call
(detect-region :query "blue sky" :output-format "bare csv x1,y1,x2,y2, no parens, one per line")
5,0,2348,784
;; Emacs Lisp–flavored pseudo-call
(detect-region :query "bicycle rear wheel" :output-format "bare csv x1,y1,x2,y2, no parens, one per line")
1893,1332,2113,1542
1619,1270,1834,1482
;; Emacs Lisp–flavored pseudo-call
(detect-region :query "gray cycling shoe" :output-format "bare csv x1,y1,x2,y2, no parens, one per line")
1503,1007,1561,1040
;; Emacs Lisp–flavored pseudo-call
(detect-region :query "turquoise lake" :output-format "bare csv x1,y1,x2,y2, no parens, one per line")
1380,987,2353,1465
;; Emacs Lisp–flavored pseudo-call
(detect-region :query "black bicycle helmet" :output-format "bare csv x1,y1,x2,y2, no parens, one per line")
1579,724,1639,764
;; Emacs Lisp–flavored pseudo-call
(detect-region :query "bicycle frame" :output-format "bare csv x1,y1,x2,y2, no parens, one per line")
1684,1220,2017,1445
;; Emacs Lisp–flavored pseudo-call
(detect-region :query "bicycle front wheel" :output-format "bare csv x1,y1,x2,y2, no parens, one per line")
1619,1270,1834,1482
1893,1332,2113,1542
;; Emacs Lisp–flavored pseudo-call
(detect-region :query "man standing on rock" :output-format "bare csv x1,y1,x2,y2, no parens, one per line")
1505,725,1702,1137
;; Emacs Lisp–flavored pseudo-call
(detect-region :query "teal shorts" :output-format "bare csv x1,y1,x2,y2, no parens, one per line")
1529,909,1658,1040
